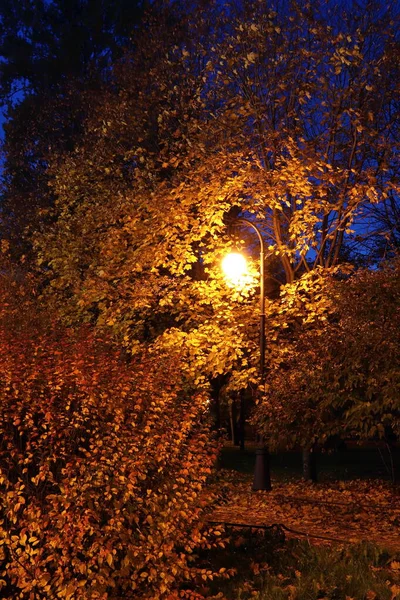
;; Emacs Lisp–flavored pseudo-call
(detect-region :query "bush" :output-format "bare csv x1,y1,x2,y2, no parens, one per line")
0,279,220,599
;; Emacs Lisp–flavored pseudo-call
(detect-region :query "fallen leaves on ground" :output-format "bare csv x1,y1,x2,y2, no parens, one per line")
210,472,400,551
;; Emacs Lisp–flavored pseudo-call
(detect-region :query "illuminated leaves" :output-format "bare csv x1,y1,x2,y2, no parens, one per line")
29,1,400,399
0,284,222,599
255,261,400,454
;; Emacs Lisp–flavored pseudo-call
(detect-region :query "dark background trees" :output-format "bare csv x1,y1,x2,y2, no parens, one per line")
253,262,400,481
0,0,147,256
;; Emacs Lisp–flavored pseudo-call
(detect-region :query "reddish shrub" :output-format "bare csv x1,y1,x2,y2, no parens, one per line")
0,279,220,599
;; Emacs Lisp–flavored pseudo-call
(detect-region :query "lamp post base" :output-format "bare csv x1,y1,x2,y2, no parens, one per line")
252,446,272,491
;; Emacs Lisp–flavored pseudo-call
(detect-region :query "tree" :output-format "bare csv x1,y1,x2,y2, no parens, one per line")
28,0,400,439
0,0,146,257
254,260,400,481
325,262,400,481
30,1,258,393
252,269,338,481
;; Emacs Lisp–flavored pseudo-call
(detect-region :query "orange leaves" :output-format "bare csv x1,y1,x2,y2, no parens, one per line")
212,475,400,552
0,290,222,598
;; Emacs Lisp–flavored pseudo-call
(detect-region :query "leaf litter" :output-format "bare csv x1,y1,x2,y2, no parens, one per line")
210,473,400,552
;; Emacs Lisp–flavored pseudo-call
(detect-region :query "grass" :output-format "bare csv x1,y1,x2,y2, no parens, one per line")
194,530,400,599
193,445,400,599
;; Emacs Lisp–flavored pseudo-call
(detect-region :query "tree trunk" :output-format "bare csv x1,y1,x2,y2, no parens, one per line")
388,443,400,486
252,445,272,491
302,447,318,482
239,389,245,451
230,401,239,446
210,374,227,436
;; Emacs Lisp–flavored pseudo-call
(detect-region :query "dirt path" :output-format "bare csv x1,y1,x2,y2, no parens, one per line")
210,474,400,552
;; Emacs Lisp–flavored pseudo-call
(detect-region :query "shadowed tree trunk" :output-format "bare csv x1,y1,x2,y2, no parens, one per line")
230,400,239,445
210,374,228,436
239,389,245,451
388,442,400,486
302,446,318,482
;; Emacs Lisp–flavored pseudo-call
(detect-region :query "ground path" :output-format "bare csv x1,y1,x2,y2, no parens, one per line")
210,473,400,552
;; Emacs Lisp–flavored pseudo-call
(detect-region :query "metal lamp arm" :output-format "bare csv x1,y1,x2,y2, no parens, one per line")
234,218,265,383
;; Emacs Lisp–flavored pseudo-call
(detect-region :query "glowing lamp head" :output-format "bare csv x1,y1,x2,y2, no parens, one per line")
222,252,248,285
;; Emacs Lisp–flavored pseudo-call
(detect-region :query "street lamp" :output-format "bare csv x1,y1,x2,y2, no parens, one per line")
221,253,248,286
222,217,271,491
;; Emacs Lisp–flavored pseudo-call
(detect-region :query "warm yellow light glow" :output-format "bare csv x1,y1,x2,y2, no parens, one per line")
222,252,248,285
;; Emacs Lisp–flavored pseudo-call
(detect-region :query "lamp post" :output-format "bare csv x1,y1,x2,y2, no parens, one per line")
222,218,271,491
